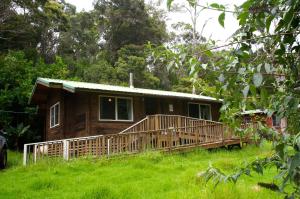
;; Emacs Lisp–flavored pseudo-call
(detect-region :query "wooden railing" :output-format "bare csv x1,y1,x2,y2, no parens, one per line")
24,125,230,165
119,114,222,134
23,115,253,166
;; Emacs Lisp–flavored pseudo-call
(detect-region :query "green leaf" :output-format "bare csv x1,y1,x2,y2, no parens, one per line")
167,0,174,10
238,12,248,25
218,12,225,28
241,1,252,10
289,152,300,176
201,64,207,70
210,3,220,9
166,60,174,71
275,143,285,159
257,64,262,72
187,0,196,7
264,63,271,74
242,85,249,98
253,73,263,87
266,16,274,32
283,7,294,29
260,88,268,104
204,50,213,57
249,84,257,97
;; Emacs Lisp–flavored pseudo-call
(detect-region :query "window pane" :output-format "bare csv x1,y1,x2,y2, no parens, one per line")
200,105,211,120
100,97,115,120
272,115,280,126
54,104,59,125
244,116,251,124
50,107,54,127
117,98,132,120
188,103,199,118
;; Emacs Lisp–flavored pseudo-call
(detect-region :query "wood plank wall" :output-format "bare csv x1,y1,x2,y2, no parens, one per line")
45,90,222,140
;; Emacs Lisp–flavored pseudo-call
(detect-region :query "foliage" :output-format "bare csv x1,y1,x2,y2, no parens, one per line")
115,44,160,88
0,51,68,144
0,0,180,147
0,0,69,63
57,10,100,63
82,59,116,84
6,123,30,151
203,128,300,197
164,0,300,197
94,0,168,62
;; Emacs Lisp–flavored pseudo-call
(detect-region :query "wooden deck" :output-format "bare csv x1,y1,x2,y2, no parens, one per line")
23,115,255,165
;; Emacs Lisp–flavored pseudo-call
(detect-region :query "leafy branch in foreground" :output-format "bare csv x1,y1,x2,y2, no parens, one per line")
201,128,300,198
161,0,300,197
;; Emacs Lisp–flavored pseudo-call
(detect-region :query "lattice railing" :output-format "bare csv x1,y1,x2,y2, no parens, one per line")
23,118,230,165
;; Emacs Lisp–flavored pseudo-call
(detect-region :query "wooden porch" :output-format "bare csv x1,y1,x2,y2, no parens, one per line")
23,115,256,165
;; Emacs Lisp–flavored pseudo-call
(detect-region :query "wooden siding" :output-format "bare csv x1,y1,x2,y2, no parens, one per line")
44,90,222,141
45,89,65,140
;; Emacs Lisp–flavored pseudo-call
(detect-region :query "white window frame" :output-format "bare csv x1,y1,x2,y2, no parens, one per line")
99,95,134,122
187,102,212,120
50,102,60,128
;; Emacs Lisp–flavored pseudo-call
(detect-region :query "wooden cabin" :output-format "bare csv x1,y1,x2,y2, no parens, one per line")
240,109,287,132
30,78,222,141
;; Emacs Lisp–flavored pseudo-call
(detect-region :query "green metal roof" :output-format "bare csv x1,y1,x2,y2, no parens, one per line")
31,77,221,103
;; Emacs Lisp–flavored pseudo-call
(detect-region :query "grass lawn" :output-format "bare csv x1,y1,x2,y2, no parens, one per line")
0,142,283,199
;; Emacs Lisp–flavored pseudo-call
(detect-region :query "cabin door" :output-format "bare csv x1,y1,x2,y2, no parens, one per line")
144,97,160,115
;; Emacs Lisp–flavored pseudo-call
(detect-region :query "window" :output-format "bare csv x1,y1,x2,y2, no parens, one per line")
188,103,211,120
50,102,60,128
188,103,199,118
244,116,252,124
117,98,132,120
99,96,133,121
272,115,281,127
100,97,115,120
169,104,174,112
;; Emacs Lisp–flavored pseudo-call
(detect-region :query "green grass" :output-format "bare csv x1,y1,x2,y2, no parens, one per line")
0,143,283,199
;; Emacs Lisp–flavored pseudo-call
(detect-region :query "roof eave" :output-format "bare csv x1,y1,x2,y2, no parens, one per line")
75,87,222,103
28,78,76,105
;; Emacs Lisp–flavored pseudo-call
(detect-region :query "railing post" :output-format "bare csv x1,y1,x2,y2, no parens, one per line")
33,144,37,164
222,125,225,143
23,144,28,166
63,140,69,161
196,126,199,145
169,128,173,151
107,138,110,156
139,134,143,152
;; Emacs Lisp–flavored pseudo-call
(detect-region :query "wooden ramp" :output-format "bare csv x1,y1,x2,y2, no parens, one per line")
23,115,254,166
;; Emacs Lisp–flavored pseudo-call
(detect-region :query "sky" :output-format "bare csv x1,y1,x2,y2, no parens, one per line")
65,0,245,45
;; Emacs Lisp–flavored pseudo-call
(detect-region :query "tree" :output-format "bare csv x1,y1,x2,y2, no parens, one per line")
165,0,300,197
6,123,30,151
82,59,117,84
94,0,168,62
0,0,69,63
115,44,160,88
0,51,68,143
58,11,100,63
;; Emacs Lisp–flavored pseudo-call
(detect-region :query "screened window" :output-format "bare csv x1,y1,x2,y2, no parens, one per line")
100,97,115,120
99,96,133,121
200,105,211,120
117,98,132,120
50,102,60,128
272,115,281,127
244,116,252,124
188,103,211,120
188,103,199,118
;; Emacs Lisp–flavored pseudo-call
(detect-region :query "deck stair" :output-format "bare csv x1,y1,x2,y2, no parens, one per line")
23,115,255,166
